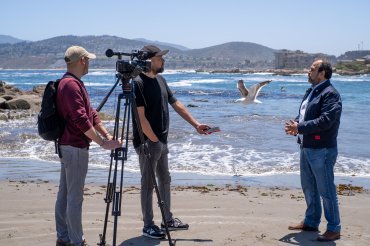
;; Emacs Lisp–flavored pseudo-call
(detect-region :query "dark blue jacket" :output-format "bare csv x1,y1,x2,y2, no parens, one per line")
296,80,342,148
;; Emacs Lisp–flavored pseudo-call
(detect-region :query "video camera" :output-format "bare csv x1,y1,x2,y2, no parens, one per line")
105,49,151,78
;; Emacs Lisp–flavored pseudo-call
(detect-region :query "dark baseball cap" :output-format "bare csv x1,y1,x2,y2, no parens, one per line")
141,45,169,58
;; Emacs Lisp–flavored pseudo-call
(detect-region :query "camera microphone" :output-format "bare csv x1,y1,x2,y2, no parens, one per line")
105,49,116,58
106,49,134,58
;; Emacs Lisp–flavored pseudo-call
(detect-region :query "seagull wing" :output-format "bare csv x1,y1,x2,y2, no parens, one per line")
249,80,272,101
237,80,249,97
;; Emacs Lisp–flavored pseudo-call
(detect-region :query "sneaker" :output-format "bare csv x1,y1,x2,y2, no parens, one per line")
56,239,72,246
70,239,89,246
143,225,166,239
161,218,189,231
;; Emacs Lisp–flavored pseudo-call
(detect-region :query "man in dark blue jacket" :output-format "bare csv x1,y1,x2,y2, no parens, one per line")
285,60,342,242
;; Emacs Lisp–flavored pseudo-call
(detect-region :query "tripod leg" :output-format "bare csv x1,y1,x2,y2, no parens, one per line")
98,182,114,246
110,94,129,246
149,166,176,246
112,191,121,246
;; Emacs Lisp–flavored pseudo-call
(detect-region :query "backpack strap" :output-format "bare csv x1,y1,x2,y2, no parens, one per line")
54,75,73,158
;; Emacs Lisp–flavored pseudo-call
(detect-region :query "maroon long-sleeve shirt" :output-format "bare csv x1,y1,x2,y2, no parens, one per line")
56,72,101,148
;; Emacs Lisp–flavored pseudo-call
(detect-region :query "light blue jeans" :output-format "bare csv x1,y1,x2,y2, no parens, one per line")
55,145,89,245
300,147,341,232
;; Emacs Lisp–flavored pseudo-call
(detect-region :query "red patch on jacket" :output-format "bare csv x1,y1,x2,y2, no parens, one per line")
314,135,321,140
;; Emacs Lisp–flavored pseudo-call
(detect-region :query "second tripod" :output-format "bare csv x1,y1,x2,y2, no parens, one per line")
97,73,176,246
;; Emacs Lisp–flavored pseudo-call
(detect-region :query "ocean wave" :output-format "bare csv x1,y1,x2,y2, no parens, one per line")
162,69,197,75
252,72,275,75
333,77,369,82
84,82,116,87
289,73,307,76
75,143,370,177
169,79,226,87
88,71,115,76
187,90,223,95
1,72,64,77
1,134,370,178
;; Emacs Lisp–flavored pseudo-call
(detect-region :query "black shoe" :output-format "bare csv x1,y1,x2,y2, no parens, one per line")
143,225,166,239
56,239,72,246
161,218,189,231
69,239,89,246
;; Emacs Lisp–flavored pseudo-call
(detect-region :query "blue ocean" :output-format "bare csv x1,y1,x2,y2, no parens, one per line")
1,69,369,186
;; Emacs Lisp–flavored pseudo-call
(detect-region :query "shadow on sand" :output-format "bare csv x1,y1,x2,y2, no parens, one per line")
279,231,337,246
119,236,213,246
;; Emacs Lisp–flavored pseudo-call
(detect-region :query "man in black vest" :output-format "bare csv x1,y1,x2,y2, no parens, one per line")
132,45,210,239
285,60,342,241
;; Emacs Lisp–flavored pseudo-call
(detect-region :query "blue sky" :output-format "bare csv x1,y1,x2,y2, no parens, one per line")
1,0,369,56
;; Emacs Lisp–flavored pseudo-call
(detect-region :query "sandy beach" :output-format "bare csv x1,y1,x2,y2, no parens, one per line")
1,179,369,246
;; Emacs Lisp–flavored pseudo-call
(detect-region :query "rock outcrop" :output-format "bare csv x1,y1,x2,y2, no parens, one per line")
0,80,43,120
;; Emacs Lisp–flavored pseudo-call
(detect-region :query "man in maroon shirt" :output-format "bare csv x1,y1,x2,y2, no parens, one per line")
55,46,121,246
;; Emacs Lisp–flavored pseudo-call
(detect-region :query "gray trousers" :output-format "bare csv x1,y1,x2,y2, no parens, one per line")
55,145,88,245
135,141,172,228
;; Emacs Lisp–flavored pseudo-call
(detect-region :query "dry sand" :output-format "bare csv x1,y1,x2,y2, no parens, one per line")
0,180,369,246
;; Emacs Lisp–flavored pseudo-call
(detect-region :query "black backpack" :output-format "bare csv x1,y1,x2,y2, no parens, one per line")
37,79,65,141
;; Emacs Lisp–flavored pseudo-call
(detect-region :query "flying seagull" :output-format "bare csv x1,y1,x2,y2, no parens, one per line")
235,79,273,104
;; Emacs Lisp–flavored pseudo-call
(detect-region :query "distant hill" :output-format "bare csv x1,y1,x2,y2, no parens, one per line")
180,42,276,69
134,38,190,51
0,35,276,69
186,42,275,61
0,35,25,44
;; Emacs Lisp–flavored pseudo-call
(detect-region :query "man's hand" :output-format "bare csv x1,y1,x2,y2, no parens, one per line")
101,139,122,150
196,124,211,135
105,133,113,140
285,120,298,136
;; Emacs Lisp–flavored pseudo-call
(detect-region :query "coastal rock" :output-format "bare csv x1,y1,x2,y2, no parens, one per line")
336,69,370,76
7,95,41,110
193,99,209,102
4,98,31,110
33,85,46,94
0,81,42,121
0,97,6,107
1,95,14,100
0,114,7,120
206,68,309,75
1,85,22,95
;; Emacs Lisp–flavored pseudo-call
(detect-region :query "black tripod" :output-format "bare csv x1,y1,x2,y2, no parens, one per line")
96,70,176,246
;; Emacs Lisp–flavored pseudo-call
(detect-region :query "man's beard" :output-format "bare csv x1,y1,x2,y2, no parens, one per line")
152,66,164,74
308,75,313,83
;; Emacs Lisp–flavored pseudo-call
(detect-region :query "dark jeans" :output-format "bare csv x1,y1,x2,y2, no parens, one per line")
135,140,172,228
